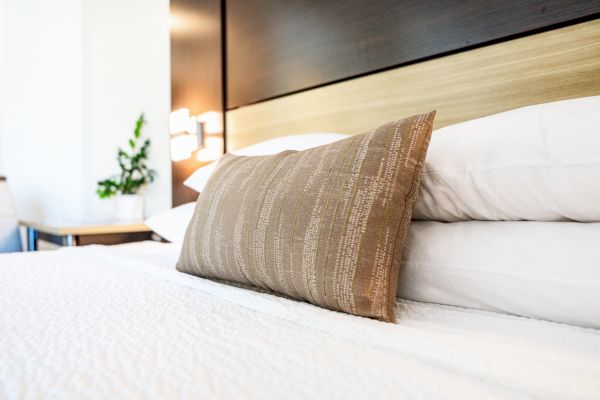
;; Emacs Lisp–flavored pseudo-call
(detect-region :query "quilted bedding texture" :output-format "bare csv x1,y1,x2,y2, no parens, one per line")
0,241,599,399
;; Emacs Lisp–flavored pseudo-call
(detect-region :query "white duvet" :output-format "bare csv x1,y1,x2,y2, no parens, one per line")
1,242,599,399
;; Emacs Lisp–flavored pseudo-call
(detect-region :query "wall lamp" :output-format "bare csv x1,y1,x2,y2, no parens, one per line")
169,108,223,162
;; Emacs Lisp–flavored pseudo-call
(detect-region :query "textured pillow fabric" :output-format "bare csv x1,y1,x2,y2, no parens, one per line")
414,96,600,222
184,133,350,193
177,112,435,322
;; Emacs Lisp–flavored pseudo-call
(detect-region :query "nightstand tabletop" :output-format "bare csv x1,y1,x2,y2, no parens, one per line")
19,220,154,251
19,220,151,236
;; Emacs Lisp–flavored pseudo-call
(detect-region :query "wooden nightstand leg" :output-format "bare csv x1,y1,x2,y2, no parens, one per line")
26,227,38,252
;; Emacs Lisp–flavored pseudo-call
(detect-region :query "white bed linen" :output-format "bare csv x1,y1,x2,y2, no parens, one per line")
399,221,600,329
413,96,600,222
184,133,350,193
145,202,196,245
1,242,599,399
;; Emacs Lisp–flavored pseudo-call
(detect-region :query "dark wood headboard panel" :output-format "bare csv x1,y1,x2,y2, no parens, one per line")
227,20,600,150
226,0,600,109
170,0,224,206
170,0,599,205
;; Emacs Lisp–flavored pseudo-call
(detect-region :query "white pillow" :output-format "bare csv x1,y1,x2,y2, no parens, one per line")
398,220,600,329
184,133,349,192
145,202,196,246
414,96,600,221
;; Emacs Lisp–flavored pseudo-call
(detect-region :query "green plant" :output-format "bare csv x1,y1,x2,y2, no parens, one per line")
96,113,156,199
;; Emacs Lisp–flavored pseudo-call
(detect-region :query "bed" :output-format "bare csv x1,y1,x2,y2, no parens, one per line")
1,242,599,399
2,19,600,400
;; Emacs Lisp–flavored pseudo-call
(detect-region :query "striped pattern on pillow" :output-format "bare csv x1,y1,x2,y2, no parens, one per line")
177,111,435,321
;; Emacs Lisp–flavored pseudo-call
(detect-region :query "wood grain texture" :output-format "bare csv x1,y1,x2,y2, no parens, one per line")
171,0,222,115
171,158,202,206
19,221,151,236
170,0,223,206
75,232,153,246
226,19,600,151
226,0,600,108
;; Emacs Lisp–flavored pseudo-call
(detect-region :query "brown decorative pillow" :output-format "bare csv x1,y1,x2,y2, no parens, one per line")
177,111,435,321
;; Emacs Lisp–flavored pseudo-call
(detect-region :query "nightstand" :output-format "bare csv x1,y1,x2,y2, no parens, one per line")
19,221,154,251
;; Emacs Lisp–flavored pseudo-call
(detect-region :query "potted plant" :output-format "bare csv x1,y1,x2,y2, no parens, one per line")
96,113,156,221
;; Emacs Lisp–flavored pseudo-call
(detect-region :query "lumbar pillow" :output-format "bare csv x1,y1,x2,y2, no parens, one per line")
184,133,350,193
414,96,600,222
177,112,435,322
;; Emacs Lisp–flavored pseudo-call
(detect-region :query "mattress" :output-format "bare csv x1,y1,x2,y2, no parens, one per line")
0,242,599,399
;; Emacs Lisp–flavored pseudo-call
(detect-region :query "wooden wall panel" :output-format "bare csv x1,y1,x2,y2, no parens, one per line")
226,0,600,109
226,20,600,151
170,0,223,206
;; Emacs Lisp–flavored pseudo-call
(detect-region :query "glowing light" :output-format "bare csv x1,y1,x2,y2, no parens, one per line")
170,109,223,161
196,136,223,162
170,134,198,161
169,108,191,134
198,111,223,134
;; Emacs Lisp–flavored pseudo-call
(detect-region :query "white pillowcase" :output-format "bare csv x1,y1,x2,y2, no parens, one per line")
413,96,600,222
398,220,600,329
145,202,196,246
184,133,349,192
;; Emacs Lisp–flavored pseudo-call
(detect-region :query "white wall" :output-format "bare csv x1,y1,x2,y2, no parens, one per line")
0,0,4,177
0,0,171,223
83,0,171,220
1,0,86,222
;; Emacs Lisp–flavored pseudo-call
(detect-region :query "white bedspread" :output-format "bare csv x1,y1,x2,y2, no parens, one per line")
1,242,599,399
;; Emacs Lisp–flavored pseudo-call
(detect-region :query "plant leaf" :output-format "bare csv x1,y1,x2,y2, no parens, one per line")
96,112,156,199
134,113,145,138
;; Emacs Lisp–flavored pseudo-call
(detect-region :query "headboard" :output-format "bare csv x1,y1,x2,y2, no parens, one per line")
226,19,600,151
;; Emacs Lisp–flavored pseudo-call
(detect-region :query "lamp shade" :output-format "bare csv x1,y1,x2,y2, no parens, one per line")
198,111,223,134
169,108,191,134
170,134,198,161
0,178,21,252
196,136,224,162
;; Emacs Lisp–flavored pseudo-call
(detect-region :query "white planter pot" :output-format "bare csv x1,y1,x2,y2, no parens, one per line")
115,194,144,222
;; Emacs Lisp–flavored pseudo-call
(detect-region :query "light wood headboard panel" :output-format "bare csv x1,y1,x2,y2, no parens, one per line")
226,19,600,151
